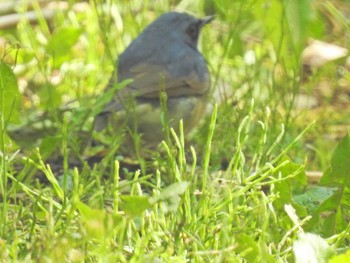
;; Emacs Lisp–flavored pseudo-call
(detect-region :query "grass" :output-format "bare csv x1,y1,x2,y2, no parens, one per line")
1,0,350,262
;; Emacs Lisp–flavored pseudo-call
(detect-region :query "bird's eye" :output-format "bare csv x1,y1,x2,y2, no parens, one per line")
186,24,199,40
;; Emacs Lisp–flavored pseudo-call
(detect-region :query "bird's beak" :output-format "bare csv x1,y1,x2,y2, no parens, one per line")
200,15,215,27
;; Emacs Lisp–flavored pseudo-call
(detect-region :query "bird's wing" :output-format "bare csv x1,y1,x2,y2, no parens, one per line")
119,58,210,99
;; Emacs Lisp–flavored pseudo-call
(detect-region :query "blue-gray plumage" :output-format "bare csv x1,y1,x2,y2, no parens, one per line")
96,12,214,147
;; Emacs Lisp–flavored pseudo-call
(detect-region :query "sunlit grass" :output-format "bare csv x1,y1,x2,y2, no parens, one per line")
1,0,350,262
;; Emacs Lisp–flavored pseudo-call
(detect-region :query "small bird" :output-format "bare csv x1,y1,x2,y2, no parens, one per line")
95,11,214,148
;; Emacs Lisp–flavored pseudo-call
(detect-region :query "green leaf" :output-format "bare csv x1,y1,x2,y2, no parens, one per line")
119,182,189,216
254,0,288,60
273,156,307,213
235,234,259,262
282,0,313,54
16,48,36,64
294,186,338,213
0,61,20,124
303,134,350,236
119,195,152,217
39,135,61,158
150,182,189,212
330,249,350,263
304,187,348,236
293,233,334,263
46,27,83,68
38,82,62,111
320,133,350,186
76,201,123,241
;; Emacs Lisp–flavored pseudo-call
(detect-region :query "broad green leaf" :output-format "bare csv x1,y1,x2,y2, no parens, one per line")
294,186,337,213
322,205,348,237
39,135,61,158
304,189,346,236
0,61,20,124
293,233,334,263
254,0,288,61
38,83,62,111
46,27,83,68
305,134,350,236
321,134,350,186
13,48,35,64
273,156,307,216
330,249,350,263
235,234,260,262
76,201,123,241
282,0,313,54
150,181,189,212
119,195,152,217
120,182,189,216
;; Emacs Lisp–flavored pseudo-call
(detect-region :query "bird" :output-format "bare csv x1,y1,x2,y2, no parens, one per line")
95,11,214,149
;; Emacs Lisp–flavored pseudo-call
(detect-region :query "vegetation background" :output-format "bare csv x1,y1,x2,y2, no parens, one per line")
0,0,350,262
